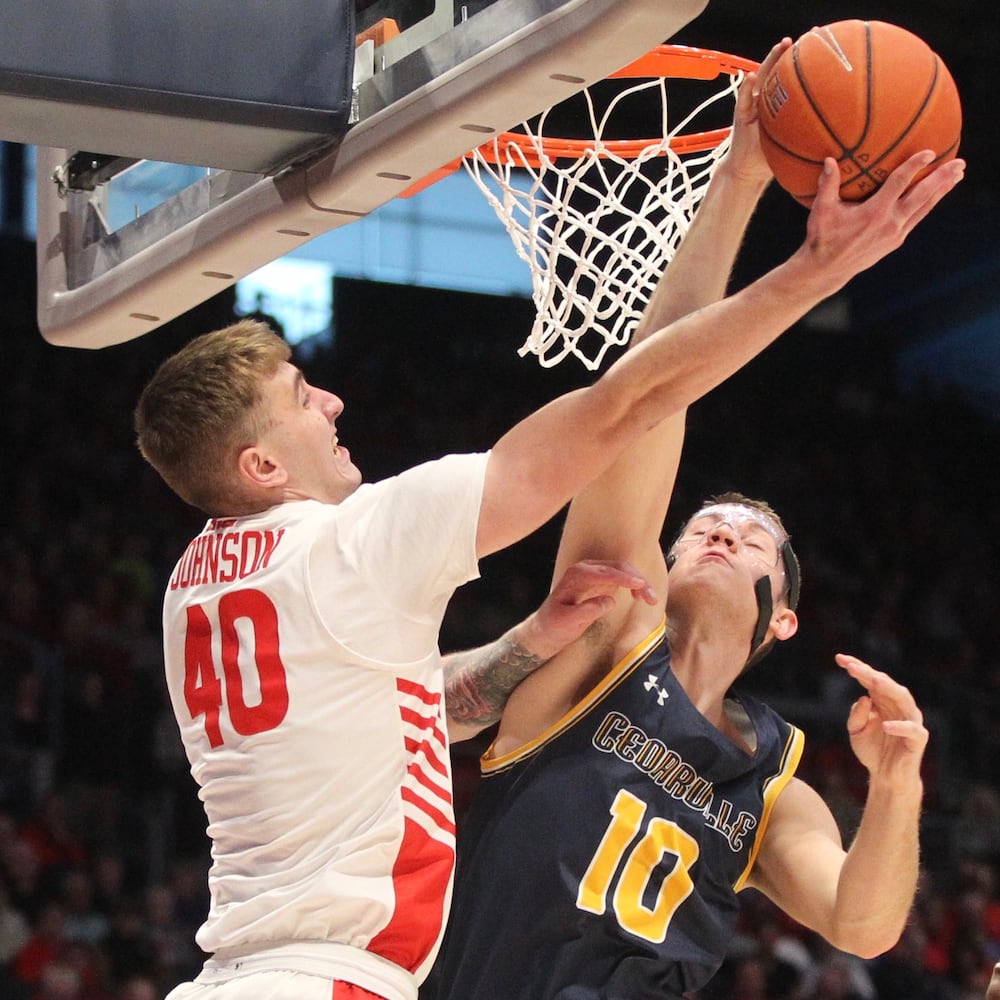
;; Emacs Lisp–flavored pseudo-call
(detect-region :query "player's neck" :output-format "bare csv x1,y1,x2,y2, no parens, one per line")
668,623,746,721
671,641,758,753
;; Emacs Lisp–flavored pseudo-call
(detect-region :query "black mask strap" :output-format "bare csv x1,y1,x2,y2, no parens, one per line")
750,575,774,656
782,539,801,610
749,539,800,659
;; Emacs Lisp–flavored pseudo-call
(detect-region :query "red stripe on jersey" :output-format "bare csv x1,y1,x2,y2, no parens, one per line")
401,704,446,743
401,785,456,835
397,677,439,705
404,735,450,778
407,756,452,805
367,815,455,973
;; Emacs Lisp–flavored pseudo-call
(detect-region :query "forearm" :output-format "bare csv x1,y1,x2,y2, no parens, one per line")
479,155,961,559
443,628,546,742
481,250,852,557
443,561,629,741
832,775,924,957
602,246,851,426
632,161,770,346
617,148,952,414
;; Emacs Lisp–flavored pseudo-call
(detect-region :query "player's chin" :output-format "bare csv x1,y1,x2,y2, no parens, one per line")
325,458,362,498
341,462,364,490
332,446,360,474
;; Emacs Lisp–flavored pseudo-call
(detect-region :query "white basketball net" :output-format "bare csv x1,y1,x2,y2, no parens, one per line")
463,64,746,369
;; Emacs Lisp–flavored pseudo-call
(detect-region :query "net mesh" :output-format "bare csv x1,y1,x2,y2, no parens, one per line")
463,54,749,369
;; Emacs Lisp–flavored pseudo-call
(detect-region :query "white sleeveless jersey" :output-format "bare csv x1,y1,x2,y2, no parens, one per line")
161,453,489,1000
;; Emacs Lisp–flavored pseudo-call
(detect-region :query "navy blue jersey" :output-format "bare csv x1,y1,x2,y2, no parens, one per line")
425,623,803,1000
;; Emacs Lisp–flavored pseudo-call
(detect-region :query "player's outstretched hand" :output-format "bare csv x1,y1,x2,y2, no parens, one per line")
802,151,965,286
521,559,656,661
837,653,928,787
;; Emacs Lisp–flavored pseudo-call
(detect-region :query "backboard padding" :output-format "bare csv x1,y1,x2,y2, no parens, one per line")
34,0,709,348
0,0,356,174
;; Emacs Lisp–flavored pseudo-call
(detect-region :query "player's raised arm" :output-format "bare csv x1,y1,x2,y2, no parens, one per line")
475,149,964,559
748,655,928,957
549,49,783,606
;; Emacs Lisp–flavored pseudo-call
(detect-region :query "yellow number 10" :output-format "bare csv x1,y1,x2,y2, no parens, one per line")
577,788,699,943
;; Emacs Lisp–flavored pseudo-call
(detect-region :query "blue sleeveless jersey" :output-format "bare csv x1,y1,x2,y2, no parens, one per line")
425,623,803,1000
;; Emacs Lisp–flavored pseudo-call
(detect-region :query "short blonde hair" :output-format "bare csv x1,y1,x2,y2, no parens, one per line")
134,319,291,515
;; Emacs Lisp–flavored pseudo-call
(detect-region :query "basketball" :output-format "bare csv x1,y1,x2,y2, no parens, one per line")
757,20,962,207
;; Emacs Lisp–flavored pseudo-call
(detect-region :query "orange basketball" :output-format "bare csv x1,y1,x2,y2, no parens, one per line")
757,20,962,207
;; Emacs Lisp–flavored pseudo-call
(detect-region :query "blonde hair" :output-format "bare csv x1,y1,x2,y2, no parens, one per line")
134,319,291,515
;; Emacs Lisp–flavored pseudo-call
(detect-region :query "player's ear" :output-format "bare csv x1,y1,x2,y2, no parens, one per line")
237,445,287,488
771,607,797,643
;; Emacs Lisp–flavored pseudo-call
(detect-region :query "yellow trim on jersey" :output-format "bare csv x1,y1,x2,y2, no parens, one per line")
733,723,805,891
482,620,668,776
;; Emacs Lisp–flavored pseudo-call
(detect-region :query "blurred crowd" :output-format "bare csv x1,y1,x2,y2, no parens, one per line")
2,240,1000,999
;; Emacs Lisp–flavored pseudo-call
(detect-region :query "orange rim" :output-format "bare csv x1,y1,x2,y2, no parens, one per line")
400,44,758,195
481,45,759,165
609,44,759,81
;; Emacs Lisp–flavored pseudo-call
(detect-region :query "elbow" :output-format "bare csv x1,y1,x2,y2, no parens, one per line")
846,939,895,962
828,920,905,961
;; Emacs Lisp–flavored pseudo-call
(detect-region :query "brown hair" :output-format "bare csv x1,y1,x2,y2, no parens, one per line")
691,492,791,542
134,319,291,515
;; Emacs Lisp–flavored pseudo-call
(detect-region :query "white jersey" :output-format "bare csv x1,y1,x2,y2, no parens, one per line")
161,453,489,1000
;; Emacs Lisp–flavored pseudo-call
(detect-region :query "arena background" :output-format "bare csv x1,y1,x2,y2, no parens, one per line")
1,0,999,996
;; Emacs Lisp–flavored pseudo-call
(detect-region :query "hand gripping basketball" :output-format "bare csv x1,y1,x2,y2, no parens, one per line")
757,20,962,207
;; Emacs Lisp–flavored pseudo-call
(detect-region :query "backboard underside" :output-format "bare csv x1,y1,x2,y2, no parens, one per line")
29,0,709,348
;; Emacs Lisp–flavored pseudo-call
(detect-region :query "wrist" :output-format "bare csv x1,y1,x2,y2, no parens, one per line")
710,157,773,198
865,771,924,806
772,247,851,306
511,613,557,662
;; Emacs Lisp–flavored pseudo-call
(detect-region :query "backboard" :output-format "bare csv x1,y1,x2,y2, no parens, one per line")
14,0,710,348
0,0,357,174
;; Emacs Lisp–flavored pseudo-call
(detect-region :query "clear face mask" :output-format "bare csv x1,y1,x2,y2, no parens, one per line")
671,503,787,577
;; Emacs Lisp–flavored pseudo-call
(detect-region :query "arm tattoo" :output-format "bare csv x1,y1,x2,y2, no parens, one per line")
444,632,544,728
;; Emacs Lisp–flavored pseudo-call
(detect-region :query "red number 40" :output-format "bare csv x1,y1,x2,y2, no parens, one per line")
183,589,290,747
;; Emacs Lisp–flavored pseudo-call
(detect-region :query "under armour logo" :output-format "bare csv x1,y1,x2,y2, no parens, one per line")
644,674,669,705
